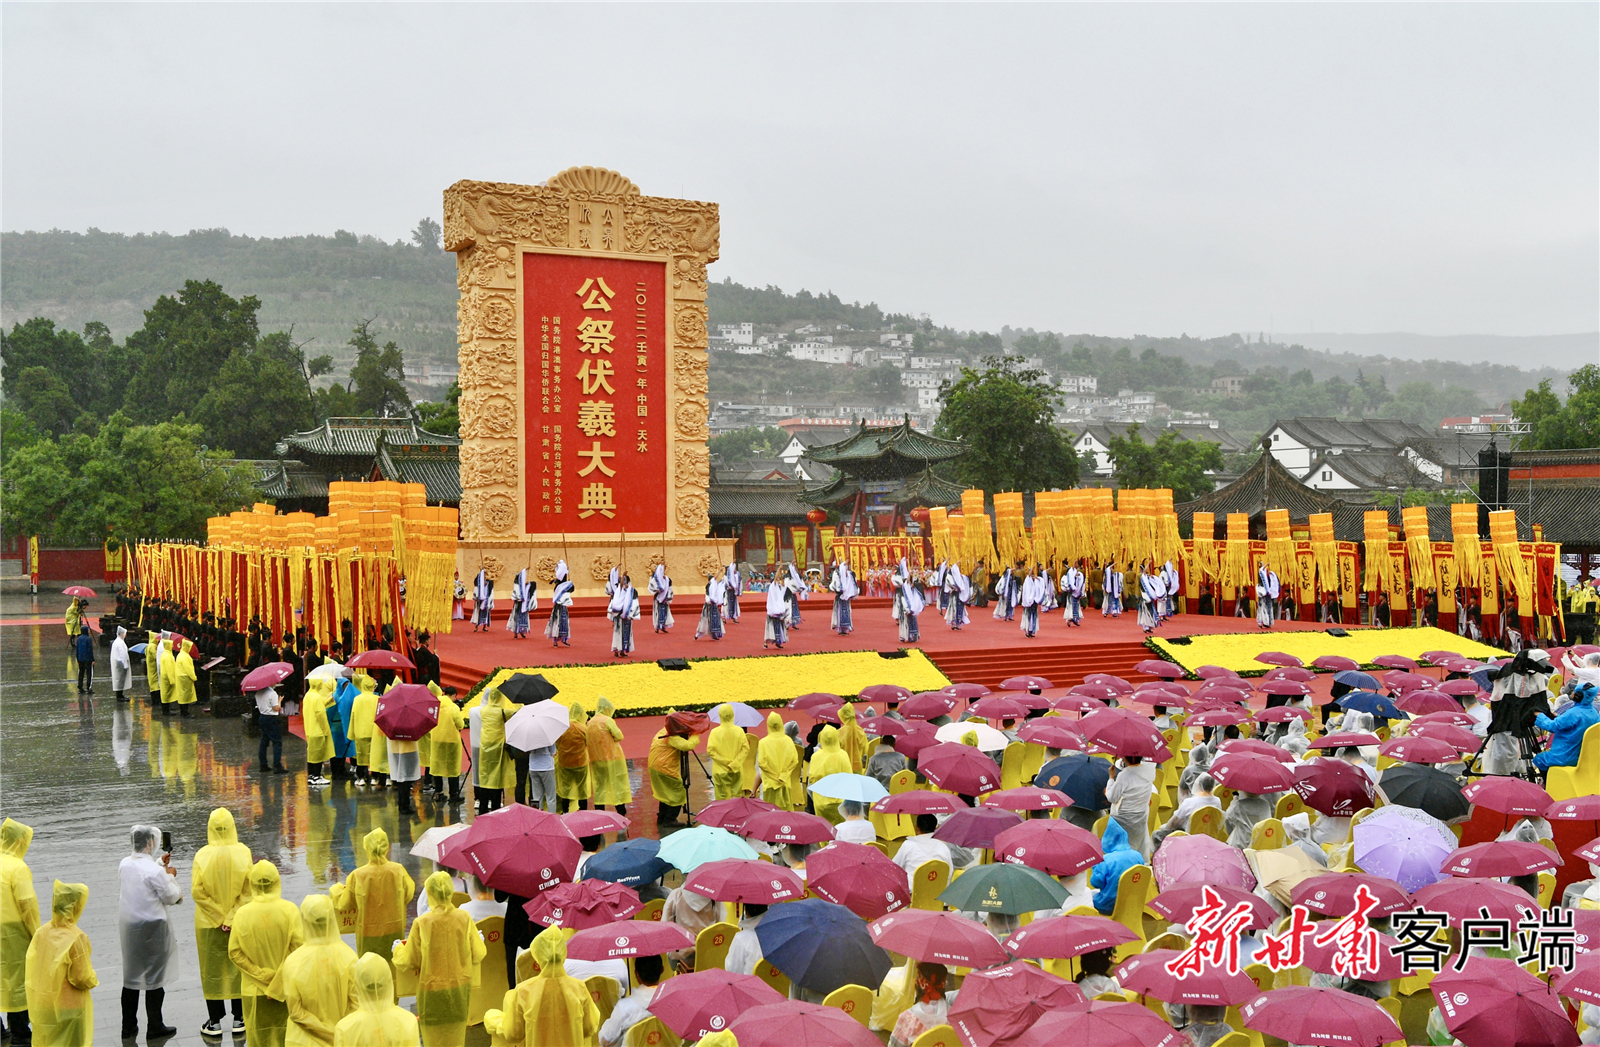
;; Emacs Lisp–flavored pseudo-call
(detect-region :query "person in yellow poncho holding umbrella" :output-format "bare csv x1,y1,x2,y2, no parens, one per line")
649,713,702,828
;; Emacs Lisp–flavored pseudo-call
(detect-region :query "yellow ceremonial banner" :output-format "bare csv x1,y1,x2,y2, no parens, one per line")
1265,509,1293,579
1451,503,1483,588
1402,506,1435,590
791,527,809,569
1308,512,1338,594
1388,541,1410,610
26,536,39,583
1293,540,1317,603
1433,544,1458,613
1182,540,1200,599
1337,541,1360,609
1520,542,1538,618
1479,542,1499,616
819,527,836,563
763,525,778,565
1191,512,1219,586
1363,511,1391,593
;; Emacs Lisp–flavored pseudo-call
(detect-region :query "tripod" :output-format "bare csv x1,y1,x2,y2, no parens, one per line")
679,749,713,826
1470,692,1551,783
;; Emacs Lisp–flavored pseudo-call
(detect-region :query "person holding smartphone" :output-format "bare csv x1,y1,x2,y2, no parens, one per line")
118,825,181,1040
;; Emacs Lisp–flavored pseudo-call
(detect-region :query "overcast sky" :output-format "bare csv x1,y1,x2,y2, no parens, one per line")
4,3,1596,340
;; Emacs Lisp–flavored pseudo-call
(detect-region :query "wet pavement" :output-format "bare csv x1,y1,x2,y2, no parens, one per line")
0,590,714,1047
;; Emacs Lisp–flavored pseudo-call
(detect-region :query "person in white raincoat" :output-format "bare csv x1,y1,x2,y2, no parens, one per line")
110,626,133,702
118,825,181,1039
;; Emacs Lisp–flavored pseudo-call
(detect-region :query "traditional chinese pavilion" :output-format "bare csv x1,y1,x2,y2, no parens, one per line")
800,415,967,534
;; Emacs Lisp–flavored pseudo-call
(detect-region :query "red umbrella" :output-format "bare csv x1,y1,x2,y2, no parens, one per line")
1412,709,1478,729
1309,731,1382,749
1209,753,1296,794
560,809,629,837
683,858,805,904
696,797,780,832
858,715,913,737
1300,930,1408,980
1443,840,1562,877
1577,910,1600,955
873,790,967,816
1152,834,1255,892
523,880,640,928
933,807,1022,849
1011,1001,1188,1047
1313,655,1361,671
565,920,695,960
240,661,295,693
1439,678,1484,696
1463,776,1553,816
981,787,1073,811
1003,913,1137,959
647,969,786,1042
894,729,943,761
1255,705,1313,723
943,682,992,699
1372,654,1418,671
1015,721,1083,750
968,696,1030,719
1064,683,1117,700
1422,649,1464,664
860,684,913,704
1217,738,1294,762
1115,949,1259,1005
997,689,1053,711
1132,682,1189,702
1051,694,1109,716
1397,690,1463,716
1263,666,1317,683
729,1000,880,1047
807,703,843,725
867,909,1009,968
1412,877,1535,925
1553,951,1600,1004
346,648,415,670
1259,679,1311,697
1549,795,1600,822
1576,836,1600,864
807,843,910,921
1195,665,1242,679
373,683,440,741
994,819,1102,875
1148,885,1278,930
1409,722,1482,751
1241,986,1403,1047
1378,736,1461,764
917,742,1005,795
1384,671,1434,693
901,691,960,720
946,961,1086,1047
1000,675,1053,691
738,810,835,845
1256,651,1304,667
438,804,581,896
1134,659,1185,679
1078,709,1170,760
62,585,96,598
1293,760,1377,816
788,691,840,710
1187,708,1251,728
1291,873,1413,917
1195,681,1254,699
1431,957,1579,1047
1083,673,1134,694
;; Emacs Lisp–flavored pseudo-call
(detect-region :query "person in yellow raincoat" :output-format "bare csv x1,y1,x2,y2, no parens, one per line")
158,636,177,713
269,895,358,1047
192,808,252,1037
144,630,162,703
333,953,418,1047
837,703,869,775
331,828,413,981
347,674,379,786
63,599,82,644
585,696,630,817
174,639,199,717
741,726,759,797
425,689,465,804
2,819,40,1042
393,872,485,1047
25,881,96,1047
229,861,304,1047
476,688,516,814
303,678,334,785
555,705,591,813
708,705,749,801
484,924,599,1047
807,725,853,824
756,713,799,810
648,717,701,827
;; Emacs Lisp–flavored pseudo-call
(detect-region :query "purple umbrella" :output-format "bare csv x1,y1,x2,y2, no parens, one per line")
932,806,1022,849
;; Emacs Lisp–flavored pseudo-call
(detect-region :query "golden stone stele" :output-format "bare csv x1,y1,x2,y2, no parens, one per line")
446,167,733,599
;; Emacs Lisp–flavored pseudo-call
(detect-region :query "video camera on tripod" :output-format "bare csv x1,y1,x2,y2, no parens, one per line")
1476,650,1556,781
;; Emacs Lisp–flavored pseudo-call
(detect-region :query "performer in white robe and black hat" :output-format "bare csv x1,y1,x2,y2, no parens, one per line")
472,568,494,631
785,562,806,627
507,568,537,638
723,563,742,622
648,564,674,633
608,573,641,656
829,559,859,635
545,560,574,647
763,574,791,649
943,563,971,630
892,558,925,642
1062,560,1088,626
1161,560,1182,618
1138,562,1163,634
696,571,727,640
1019,565,1047,637
1102,563,1124,618
1256,563,1280,630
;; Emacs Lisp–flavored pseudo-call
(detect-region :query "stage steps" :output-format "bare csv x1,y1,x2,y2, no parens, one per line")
925,640,1157,689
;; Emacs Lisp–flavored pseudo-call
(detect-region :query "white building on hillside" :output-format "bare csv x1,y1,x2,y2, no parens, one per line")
789,342,853,364
713,323,754,346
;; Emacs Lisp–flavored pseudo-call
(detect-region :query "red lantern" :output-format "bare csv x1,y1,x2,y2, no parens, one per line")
805,508,828,524
908,506,931,525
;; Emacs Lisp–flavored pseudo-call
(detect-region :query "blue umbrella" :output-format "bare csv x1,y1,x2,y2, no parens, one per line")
808,773,889,803
129,643,148,654
1332,670,1379,691
581,838,672,888
1033,753,1110,810
657,825,757,873
1337,691,1408,721
754,898,892,995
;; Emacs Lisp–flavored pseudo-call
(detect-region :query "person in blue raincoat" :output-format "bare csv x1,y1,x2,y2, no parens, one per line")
1534,682,1600,771
1089,817,1143,914
331,675,358,780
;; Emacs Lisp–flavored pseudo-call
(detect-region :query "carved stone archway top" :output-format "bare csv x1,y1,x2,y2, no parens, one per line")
546,166,641,197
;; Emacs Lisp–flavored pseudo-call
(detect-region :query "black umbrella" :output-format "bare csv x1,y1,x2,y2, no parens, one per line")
1034,753,1110,811
1379,764,1470,823
497,672,560,704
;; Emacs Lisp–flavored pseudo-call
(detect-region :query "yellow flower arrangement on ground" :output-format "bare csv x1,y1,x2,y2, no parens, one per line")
1149,627,1503,676
466,649,950,716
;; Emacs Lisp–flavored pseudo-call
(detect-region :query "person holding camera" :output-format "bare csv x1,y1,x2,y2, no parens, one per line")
118,825,181,1040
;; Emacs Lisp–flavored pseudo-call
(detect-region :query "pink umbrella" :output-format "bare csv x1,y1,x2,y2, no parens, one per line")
1552,952,1600,1004
1187,708,1251,728
1134,660,1185,679
1151,833,1255,891
1051,694,1109,716
1263,666,1317,683
1378,736,1461,764
1421,649,1463,664
1003,914,1137,959
1293,760,1377,816
968,696,1031,720
858,715,913,737
1443,840,1562,878
1412,709,1478,729
901,691,960,720
1083,673,1134,694
867,909,1009,968
739,810,835,845
1209,753,1296,793
241,661,295,693
789,691,840,710
1576,837,1600,864
647,970,786,1042
981,787,1073,811
993,820,1103,876
859,684,912,704
1313,655,1361,671
61,585,95,599
872,790,967,816
1078,709,1171,760
1300,930,1408,980
1195,665,1242,679
1412,877,1534,925
807,703,843,725
1291,873,1413,918
1309,731,1381,749
1255,705,1313,723
943,682,991,699
696,797,780,832
1463,776,1553,816
1409,722,1481,751
918,742,1005,795
566,920,694,960
684,858,805,904
807,843,910,921
999,689,1053,712
523,881,640,928
346,648,415,670
438,805,581,896
1431,957,1579,1047
1259,679,1312,697
1149,885,1278,930
1015,721,1083,749
1062,683,1117,700
1439,678,1484,696
1195,680,1254,698
947,962,1086,1047
373,683,440,741
933,807,1021,849
1116,949,1259,1005
1132,685,1189,705
1217,738,1294,762
1011,1001,1189,1047
892,723,942,760
1548,796,1600,822
1576,909,1600,954
1384,670,1433,693
730,1001,881,1047
1256,651,1304,667
1372,654,1418,671
1241,987,1403,1047
999,675,1053,691
560,809,629,837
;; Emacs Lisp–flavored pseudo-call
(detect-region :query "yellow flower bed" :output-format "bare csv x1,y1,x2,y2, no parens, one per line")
468,649,951,716
1150,626,1504,676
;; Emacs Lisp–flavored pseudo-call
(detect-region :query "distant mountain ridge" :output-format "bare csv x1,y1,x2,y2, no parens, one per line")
1275,331,1597,371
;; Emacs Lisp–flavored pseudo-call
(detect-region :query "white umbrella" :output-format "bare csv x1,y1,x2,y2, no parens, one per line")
410,823,468,862
505,700,571,750
307,661,351,681
935,720,1011,752
809,773,889,802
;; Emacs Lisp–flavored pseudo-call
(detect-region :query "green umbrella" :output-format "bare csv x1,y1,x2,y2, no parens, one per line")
656,825,758,873
938,862,1068,915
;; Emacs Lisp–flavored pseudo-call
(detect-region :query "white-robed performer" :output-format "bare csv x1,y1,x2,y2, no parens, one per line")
696,572,727,640
892,558,925,642
785,563,807,627
762,575,791,649
943,563,971,629
473,568,494,631
1019,566,1047,637
507,568,537,637
648,564,674,633
111,625,133,701
829,559,859,634
1062,561,1088,626
1138,563,1164,634
1256,564,1281,630
723,563,742,622
993,566,1018,622
608,573,641,656
452,574,467,620
544,560,574,647
1102,563,1124,618
1161,560,1181,618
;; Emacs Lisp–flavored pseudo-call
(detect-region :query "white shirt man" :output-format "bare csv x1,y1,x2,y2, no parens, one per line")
892,831,954,876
